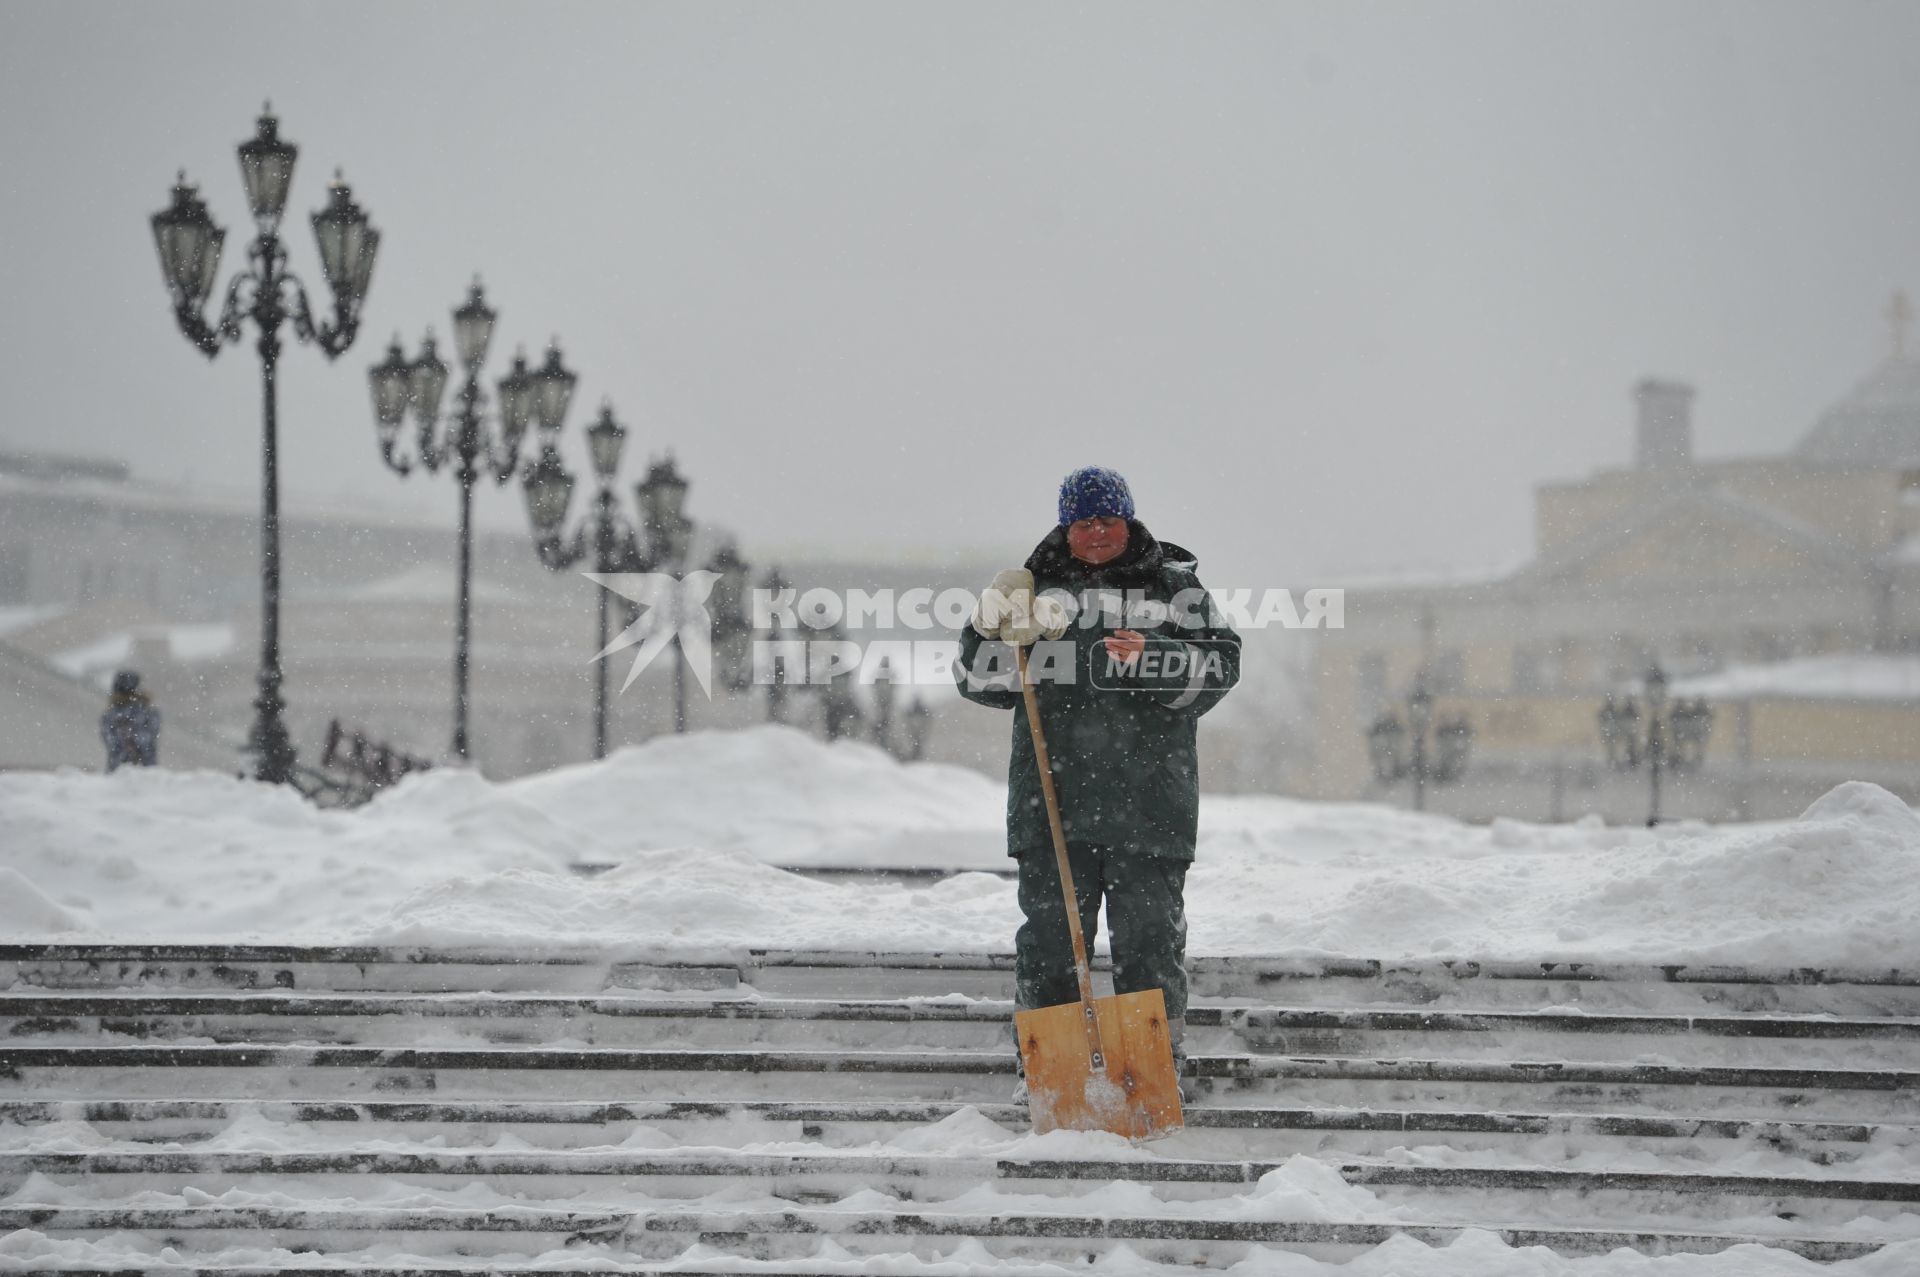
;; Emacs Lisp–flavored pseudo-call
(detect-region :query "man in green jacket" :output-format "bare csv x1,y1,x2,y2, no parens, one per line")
954,467,1241,1083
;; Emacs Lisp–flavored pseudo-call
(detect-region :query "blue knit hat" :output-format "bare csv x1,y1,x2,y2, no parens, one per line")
1058,466,1135,526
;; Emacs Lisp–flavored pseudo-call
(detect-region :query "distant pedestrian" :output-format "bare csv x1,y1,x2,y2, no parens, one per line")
869,657,898,751
901,693,931,761
816,623,865,742
820,675,864,742
100,670,161,772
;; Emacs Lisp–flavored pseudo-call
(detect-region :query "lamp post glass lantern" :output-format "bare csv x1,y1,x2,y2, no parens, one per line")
637,455,689,536
236,111,296,226
148,106,379,785
497,352,537,459
586,404,628,481
532,343,578,436
366,278,542,762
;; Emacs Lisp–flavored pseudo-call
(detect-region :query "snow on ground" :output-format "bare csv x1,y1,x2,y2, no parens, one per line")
0,762,580,937
10,1229,1919,1276
0,725,1916,963
5,726,1920,1272
505,723,1007,871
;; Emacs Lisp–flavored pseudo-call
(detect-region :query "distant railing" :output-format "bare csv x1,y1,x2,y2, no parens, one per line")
290,719,434,808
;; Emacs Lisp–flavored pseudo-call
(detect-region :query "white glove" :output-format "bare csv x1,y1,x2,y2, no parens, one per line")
972,568,1070,644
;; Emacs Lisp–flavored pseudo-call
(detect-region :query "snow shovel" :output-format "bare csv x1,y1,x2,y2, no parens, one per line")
1012,642,1184,1138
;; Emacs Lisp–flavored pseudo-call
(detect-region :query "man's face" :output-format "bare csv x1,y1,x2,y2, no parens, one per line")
1067,515,1129,565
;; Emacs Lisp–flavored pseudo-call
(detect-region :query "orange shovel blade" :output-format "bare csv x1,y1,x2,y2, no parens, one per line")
1015,987,1183,1138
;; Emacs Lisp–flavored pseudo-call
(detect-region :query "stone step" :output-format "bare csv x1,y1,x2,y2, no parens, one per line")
7,946,1917,1015
0,1204,1891,1264
0,1267,1156,1277
5,1098,1907,1166
5,1045,1916,1122
8,993,1914,1067
10,1148,1919,1213
6,945,1913,1268
0,1269,1113,1277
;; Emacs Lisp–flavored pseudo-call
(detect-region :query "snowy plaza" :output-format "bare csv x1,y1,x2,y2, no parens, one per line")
8,3,1920,1273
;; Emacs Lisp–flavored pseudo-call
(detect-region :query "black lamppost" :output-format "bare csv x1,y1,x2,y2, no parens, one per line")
706,538,755,698
631,458,754,732
368,280,542,761
759,564,795,724
525,440,751,754
149,106,379,784
1598,662,1714,827
1366,673,1473,812
523,397,633,760
636,457,695,732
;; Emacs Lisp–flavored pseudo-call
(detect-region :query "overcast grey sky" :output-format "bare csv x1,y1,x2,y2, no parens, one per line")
3,1,1918,589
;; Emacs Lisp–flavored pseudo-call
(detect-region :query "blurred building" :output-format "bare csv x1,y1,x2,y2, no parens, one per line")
0,449,764,775
1305,302,1920,821
1,444,1279,788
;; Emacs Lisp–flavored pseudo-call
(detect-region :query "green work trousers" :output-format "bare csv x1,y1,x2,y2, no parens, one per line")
1013,842,1190,1045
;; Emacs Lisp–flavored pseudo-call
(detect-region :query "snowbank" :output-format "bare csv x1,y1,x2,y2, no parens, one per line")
1185,779,1920,966
0,764,581,938
0,866,82,933
503,725,1006,870
3,726,1917,966
375,852,1019,951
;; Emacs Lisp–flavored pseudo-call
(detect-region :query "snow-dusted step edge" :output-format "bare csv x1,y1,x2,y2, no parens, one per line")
0,1268,1295,1277
4,1096,1902,1144
6,1099,1910,1167
9,1149,1920,1206
0,1267,1167,1275
0,1205,1893,1263
7,1045,1917,1121
6,946,1918,1014
6,992,1916,1068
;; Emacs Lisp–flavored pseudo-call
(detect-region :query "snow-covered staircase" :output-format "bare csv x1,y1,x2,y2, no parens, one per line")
2,945,1916,1271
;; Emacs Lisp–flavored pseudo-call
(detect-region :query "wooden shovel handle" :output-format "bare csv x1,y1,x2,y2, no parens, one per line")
1015,642,1105,1070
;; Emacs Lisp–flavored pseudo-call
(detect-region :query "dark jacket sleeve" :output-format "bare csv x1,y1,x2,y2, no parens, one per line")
1135,568,1241,718
953,621,1021,711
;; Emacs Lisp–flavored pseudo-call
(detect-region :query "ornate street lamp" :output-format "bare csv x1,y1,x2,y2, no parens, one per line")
636,455,692,563
705,537,755,697
149,106,379,784
635,455,697,730
525,432,751,753
759,564,797,724
524,394,635,760
1597,661,1713,827
1366,673,1472,812
368,279,541,762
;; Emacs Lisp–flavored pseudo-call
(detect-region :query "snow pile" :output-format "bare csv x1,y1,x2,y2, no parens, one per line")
3,1101,1920,1273
0,764,583,937
504,726,1006,870
375,851,1018,950
0,867,83,933
2,726,1917,967
1187,780,1920,966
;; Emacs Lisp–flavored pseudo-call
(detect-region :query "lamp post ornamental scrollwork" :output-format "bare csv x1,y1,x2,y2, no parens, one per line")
148,106,380,784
